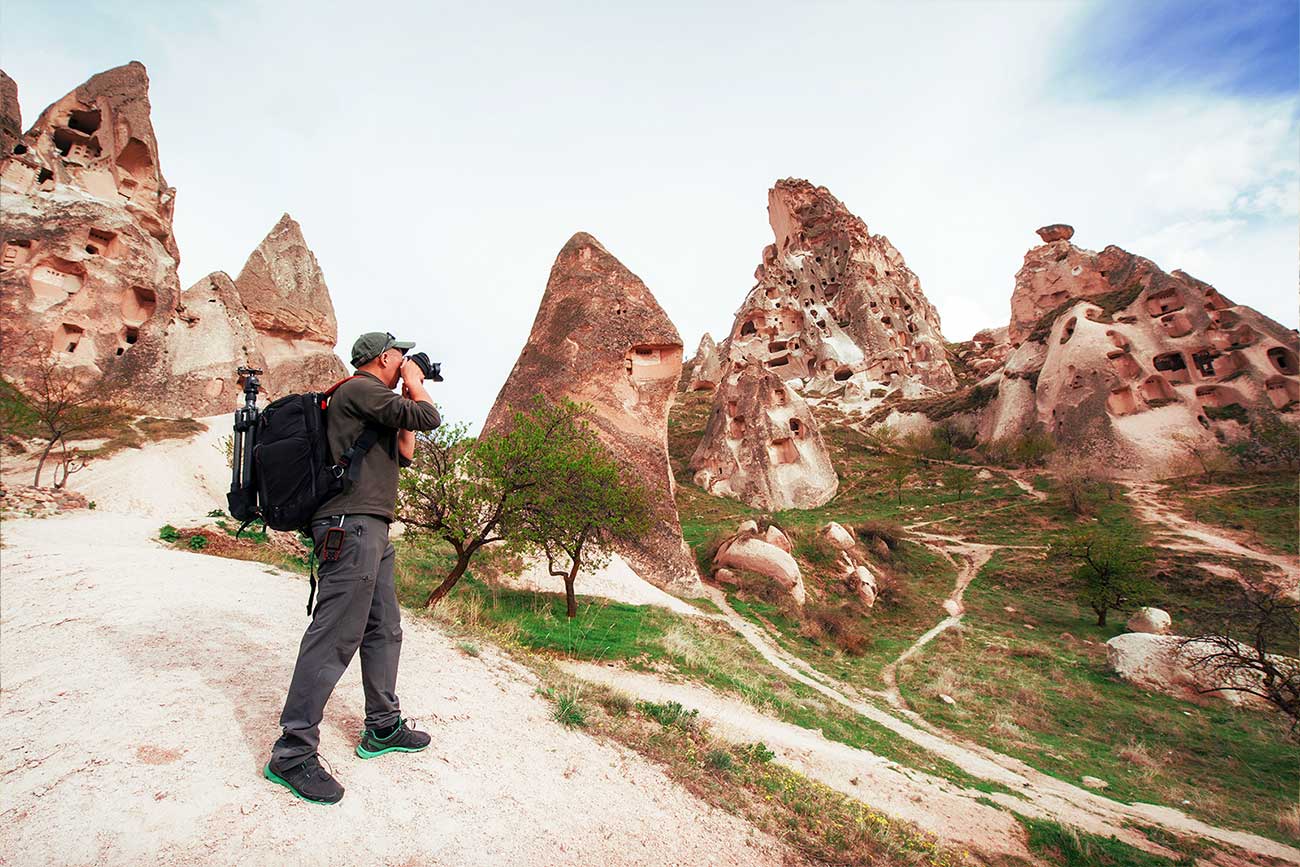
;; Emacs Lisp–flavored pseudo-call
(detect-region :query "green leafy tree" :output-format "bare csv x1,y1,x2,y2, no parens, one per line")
399,417,547,608
512,397,651,618
941,465,975,501
1052,527,1155,627
882,452,914,504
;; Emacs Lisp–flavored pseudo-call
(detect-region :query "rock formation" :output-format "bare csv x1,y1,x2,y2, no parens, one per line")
712,522,806,605
233,213,347,396
690,365,838,510
483,233,701,596
1126,607,1172,635
0,62,185,411
1106,633,1280,709
684,332,723,391
0,64,347,418
976,225,1300,476
721,179,957,397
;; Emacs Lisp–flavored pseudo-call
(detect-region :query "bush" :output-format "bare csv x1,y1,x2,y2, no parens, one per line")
206,508,226,518
552,692,586,728
637,699,699,729
597,691,634,717
159,524,180,543
856,520,904,552
804,603,870,656
1205,403,1249,424
791,529,838,569
743,741,775,763
187,533,208,550
705,748,734,772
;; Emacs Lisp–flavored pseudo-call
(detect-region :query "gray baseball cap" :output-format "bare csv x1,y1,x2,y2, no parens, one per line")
351,331,415,367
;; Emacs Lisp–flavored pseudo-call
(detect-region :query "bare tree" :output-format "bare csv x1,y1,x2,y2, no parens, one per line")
1181,581,1300,729
2,333,123,487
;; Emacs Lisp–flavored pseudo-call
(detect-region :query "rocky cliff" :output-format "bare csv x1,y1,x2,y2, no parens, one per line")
484,233,702,596
0,64,346,417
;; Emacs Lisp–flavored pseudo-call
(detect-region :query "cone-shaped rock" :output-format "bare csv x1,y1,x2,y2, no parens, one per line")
0,70,21,156
690,364,838,511
233,214,347,397
0,62,188,411
685,332,723,391
484,232,702,596
979,225,1300,477
724,179,957,396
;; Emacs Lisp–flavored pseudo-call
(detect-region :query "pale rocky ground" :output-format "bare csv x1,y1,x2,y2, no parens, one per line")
0,432,788,867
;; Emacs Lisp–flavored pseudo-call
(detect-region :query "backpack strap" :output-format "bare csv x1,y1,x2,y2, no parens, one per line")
338,425,382,482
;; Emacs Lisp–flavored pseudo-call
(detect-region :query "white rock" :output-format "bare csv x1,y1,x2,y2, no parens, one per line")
821,521,855,551
763,524,791,552
1105,633,1278,709
737,519,759,535
1081,776,1109,790
715,537,806,605
1126,607,1172,635
938,694,956,705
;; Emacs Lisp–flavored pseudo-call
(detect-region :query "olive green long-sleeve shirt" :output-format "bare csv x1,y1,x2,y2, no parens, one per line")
313,371,440,522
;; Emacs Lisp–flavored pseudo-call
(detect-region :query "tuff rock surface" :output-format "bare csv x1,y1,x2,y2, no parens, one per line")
690,365,838,511
0,64,347,417
685,332,724,391
484,233,701,596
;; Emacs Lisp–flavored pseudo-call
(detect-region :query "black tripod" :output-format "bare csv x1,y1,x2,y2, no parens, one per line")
228,367,262,521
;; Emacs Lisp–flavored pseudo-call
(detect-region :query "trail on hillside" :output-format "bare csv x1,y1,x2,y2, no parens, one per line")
1124,481,1299,596
877,537,996,710
0,514,789,867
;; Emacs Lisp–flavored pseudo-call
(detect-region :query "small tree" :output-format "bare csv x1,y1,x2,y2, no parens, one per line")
941,465,975,501
1047,451,1106,517
882,452,913,504
1227,410,1300,471
1171,431,1230,482
1,334,123,486
1052,526,1154,627
400,415,550,609
512,398,651,618
1182,581,1300,729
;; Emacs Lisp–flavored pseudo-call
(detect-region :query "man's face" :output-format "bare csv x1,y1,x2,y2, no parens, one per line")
378,348,404,388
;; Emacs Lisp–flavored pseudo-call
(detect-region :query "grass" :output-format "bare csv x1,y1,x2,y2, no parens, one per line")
896,546,1300,843
1165,471,1298,556
1018,817,1195,867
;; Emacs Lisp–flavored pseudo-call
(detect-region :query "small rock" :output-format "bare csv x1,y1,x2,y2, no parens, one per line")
737,519,759,535
1126,607,1172,635
938,694,956,705
1004,606,1016,613
713,568,738,588
820,521,855,550
1036,223,1075,243
763,524,791,552
1023,623,1036,630
1081,775,1109,790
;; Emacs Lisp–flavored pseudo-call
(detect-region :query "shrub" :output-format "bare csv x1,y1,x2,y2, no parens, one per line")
87,501,96,510
552,692,586,728
597,690,634,717
206,508,226,518
159,524,180,543
705,748,734,772
805,603,870,656
743,741,775,763
1205,402,1249,424
791,529,838,569
456,641,481,657
856,520,904,551
188,533,208,550
637,699,699,729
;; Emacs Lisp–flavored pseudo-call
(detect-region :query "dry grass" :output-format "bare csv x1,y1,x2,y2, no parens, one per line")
1277,803,1300,840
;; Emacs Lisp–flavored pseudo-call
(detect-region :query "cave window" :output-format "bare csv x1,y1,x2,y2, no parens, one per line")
36,168,53,184
740,320,757,337
1267,346,1298,375
115,347,124,356
789,418,803,436
125,327,139,345
66,109,101,135
1060,317,1077,344
12,143,26,155
1190,349,1217,378
833,366,852,382
768,355,789,367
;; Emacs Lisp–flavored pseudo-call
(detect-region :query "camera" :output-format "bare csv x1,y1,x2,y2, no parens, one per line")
407,351,443,382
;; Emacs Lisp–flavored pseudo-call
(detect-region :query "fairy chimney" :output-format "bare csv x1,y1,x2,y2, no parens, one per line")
484,232,702,596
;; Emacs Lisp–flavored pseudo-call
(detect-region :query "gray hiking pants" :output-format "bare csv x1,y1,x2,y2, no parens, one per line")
271,514,402,769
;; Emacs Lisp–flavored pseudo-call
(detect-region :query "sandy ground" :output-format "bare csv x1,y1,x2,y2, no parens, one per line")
0,513,790,867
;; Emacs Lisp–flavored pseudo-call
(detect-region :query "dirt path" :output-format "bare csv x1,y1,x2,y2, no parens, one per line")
878,539,996,709
0,513,789,867
1125,481,1299,595
685,587,1300,865
561,661,1035,860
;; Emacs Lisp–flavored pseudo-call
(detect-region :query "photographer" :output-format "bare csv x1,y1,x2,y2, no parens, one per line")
265,332,440,805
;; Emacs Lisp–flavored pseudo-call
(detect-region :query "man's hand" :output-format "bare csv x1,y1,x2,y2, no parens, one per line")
401,357,433,406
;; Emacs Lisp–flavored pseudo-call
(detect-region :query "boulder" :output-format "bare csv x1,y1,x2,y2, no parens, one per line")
821,521,855,550
1127,607,1172,635
690,365,838,511
763,524,791,552
715,537,806,605
1080,776,1109,791
847,564,877,607
1105,633,1278,709
1035,223,1074,243
483,233,701,596
737,519,759,535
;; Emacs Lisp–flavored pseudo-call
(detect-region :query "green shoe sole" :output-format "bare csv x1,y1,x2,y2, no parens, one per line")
355,742,428,760
262,763,342,805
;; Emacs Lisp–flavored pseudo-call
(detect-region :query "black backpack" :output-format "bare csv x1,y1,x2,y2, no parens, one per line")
228,375,379,533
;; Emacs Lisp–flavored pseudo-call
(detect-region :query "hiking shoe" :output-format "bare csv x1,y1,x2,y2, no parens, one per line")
263,755,344,805
356,718,430,759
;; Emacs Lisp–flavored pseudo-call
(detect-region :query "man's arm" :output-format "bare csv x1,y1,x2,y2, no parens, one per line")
353,363,441,432
397,379,417,466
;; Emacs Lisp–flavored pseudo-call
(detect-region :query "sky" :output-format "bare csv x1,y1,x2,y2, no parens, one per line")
2,0,1296,429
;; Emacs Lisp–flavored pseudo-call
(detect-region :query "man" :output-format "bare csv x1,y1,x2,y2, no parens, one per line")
264,331,441,805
